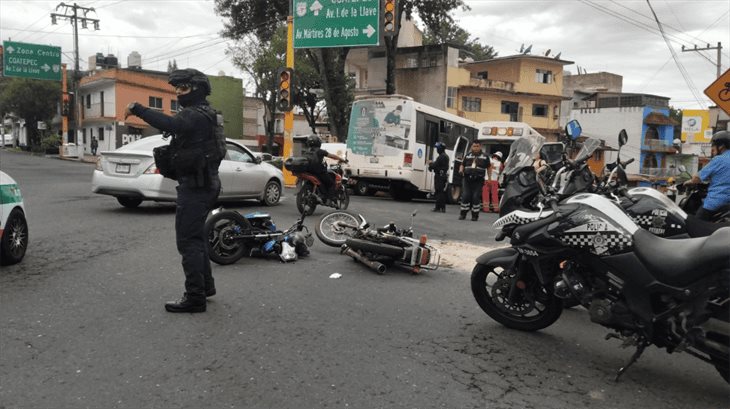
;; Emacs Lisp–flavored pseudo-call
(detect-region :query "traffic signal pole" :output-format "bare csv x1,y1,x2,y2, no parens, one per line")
283,8,296,187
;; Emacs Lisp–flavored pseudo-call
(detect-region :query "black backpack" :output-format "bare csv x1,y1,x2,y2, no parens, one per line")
195,106,227,165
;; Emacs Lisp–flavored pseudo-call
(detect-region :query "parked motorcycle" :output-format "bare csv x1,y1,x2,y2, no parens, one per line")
472,134,730,383
315,210,440,274
284,157,350,216
205,209,313,264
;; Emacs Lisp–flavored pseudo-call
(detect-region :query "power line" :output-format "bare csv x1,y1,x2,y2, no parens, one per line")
3,26,218,39
645,0,706,109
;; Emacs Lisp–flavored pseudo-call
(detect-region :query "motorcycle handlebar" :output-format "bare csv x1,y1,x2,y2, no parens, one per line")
621,158,635,167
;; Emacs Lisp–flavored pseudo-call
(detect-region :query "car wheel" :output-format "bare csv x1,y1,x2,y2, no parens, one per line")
261,180,281,206
117,197,142,208
355,180,372,196
1,208,28,266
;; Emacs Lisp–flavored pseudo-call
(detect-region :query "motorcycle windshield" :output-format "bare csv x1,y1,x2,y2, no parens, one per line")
575,138,601,163
503,134,546,176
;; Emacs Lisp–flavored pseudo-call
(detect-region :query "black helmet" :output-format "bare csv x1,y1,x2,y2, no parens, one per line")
306,135,322,148
710,130,730,149
168,68,211,95
434,142,446,153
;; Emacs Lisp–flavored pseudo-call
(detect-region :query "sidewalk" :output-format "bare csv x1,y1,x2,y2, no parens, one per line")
56,153,98,164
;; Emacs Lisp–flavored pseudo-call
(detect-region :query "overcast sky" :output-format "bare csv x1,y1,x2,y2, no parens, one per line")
1,0,728,110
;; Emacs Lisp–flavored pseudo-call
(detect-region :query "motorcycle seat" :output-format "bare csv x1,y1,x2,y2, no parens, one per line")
685,214,730,238
633,227,730,287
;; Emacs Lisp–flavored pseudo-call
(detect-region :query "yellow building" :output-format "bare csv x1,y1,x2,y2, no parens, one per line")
446,55,574,140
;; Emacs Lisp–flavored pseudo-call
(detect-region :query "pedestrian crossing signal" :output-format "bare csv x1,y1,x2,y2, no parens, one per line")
384,0,397,36
277,67,294,112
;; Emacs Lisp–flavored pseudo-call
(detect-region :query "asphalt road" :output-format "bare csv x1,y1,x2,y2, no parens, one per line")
1,149,728,409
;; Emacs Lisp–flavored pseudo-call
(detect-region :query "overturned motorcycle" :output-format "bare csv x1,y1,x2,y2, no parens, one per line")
205,208,314,264
315,210,440,275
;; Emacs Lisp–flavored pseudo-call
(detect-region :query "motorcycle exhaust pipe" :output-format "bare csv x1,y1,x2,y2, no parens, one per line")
341,245,386,274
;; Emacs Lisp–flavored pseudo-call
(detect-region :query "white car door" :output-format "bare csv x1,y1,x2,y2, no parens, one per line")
220,143,267,196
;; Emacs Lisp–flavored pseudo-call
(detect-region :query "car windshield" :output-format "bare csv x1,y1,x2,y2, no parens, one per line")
575,138,601,162
502,134,545,175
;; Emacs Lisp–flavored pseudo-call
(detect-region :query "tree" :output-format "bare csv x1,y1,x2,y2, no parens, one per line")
422,20,497,61
383,0,470,94
215,0,353,140
668,106,682,141
0,77,61,149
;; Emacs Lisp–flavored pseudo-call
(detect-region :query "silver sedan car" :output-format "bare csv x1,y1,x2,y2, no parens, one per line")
92,134,284,208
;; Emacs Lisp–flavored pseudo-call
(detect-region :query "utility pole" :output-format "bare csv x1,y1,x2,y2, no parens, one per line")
681,42,723,78
51,2,99,159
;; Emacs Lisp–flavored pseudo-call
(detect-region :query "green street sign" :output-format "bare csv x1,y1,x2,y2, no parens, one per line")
2,41,62,81
293,0,380,48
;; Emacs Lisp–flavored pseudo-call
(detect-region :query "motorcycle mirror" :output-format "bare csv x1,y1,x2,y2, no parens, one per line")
565,120,582,141
618,129,628,147
411,210,418,217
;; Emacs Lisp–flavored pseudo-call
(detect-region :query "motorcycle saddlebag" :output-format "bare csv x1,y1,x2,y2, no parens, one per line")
284,156,310,173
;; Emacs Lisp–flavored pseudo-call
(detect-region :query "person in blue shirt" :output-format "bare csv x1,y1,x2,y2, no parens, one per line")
685,130,730,221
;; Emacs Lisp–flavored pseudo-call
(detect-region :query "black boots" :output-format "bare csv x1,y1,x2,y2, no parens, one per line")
459,211,467,220
165,294,206,313
471,212,479,221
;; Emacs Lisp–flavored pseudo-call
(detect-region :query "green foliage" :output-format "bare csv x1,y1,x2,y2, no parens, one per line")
0,77,61,149
39,133,61,153
422,20,497,61
216,0,352,140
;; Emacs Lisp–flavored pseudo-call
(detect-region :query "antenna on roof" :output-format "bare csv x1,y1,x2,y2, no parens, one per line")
523,44,532,54
544,49,551,56
519,43,524,53
554,52,561,59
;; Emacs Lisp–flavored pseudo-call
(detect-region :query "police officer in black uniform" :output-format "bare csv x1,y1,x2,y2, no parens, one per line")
428,142,449,212
459,140,490,221
125,68,221,313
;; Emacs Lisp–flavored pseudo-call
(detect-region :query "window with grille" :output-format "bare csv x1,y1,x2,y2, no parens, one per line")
446,87,457,109
535,69,553,84
462,97,481,112
532,104,548,117
149,97,163,110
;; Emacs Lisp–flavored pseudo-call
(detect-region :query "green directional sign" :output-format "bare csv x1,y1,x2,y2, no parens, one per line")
293,0,380,48
2,41,62,81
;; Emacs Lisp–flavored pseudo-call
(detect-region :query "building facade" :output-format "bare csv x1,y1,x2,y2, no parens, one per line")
78,66,243,155
571,92,683,180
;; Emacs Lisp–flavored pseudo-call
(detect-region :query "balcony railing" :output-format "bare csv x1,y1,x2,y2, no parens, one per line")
641,139,676,153
82,102,115,119
468,78,515,92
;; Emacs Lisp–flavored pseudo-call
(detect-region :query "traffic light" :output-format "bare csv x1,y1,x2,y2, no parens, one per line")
383,0,397,36
277,67,294,112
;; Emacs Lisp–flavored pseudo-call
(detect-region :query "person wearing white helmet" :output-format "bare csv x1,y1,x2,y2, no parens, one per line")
483,151,503,213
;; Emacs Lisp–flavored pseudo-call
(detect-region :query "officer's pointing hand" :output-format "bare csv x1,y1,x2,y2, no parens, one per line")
124,102,137,120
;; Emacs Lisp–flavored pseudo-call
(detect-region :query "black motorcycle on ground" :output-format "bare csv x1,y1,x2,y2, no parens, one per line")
205,209,313,264
472,134,730,383
315,210,440,275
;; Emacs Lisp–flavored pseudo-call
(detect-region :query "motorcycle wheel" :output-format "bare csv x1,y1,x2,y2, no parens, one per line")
471,263,563,331
337,186,350,210
205,210,250,265
315,210,360,247
345,238,404,258
296,182,317,216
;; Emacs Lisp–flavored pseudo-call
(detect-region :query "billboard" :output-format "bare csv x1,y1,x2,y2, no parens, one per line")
681,109,711,143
